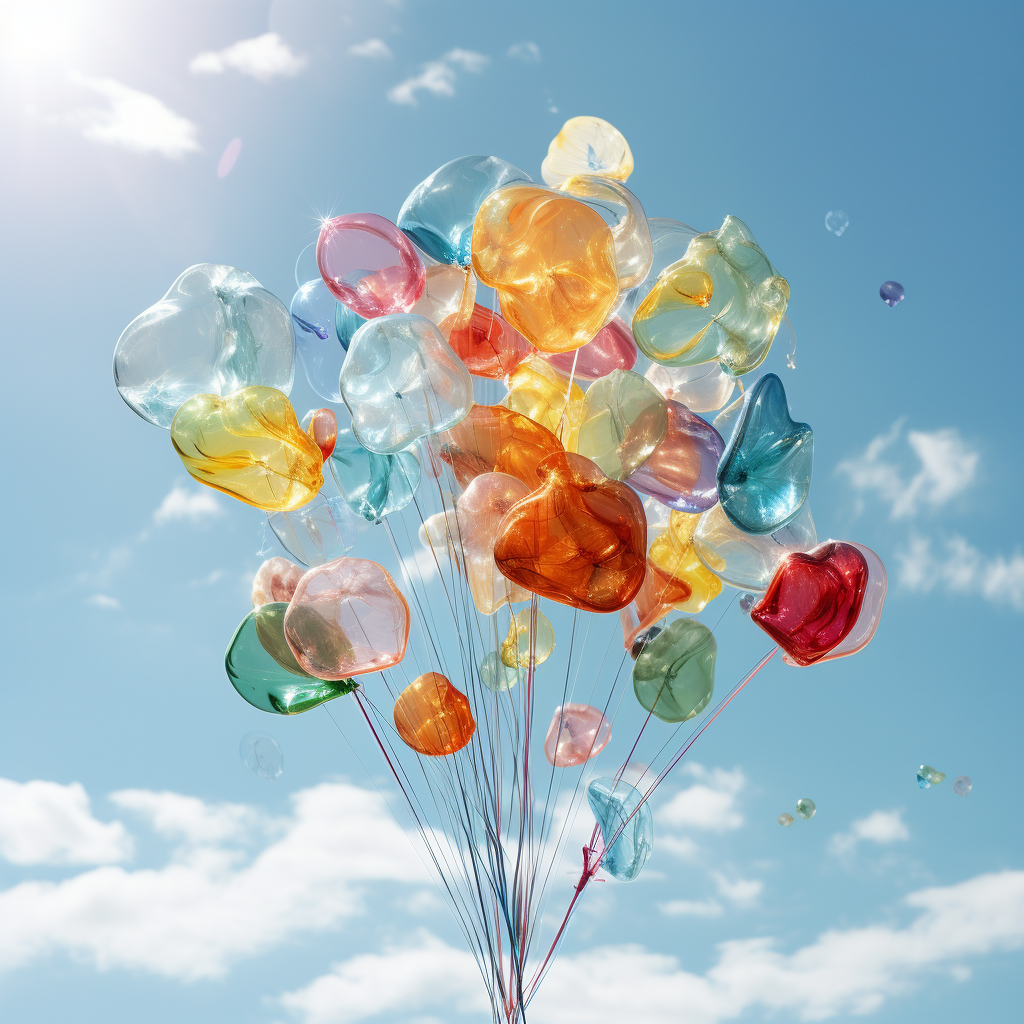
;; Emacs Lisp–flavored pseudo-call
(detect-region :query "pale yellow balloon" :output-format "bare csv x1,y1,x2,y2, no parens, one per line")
501,607,556,669
502,355,584,449
649,510,723,614
541,116,634,186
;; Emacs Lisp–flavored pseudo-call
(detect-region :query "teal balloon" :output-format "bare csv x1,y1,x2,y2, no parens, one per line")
587,778,653,881
225,603,356,715
632,618,717,723
329,428,420,522
716,373,813,535
335,301,367,351
480,651,518,692
398,155,531,265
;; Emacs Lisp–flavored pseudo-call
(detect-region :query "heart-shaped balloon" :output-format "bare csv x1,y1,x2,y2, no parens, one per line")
493,451,647,613
750,541,869,666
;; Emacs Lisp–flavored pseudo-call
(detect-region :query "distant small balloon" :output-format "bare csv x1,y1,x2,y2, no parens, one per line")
880,281,905,307
953,775,972,797
796,798,816,820
739,593,756,613
239,732,282,780
217,138,242,178
824,210,848,236
778,812,794,826
917,765,945,789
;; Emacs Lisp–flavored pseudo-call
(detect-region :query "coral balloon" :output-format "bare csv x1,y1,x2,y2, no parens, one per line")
114,264,295,429
170,386,323,511
716,373,813,535
618,558,692,652
329,428,421,523
502,356,584,449
541,318,637,381
544,704,611,767
586,778,652,881
501,607,556,668
408,265,477,339
472,185,619,353
252,557,304,607
541,117,634,185
284,557,410,679
267,493,358,566
632,216,789,376
430,403,564,489
317,213,425,318
394,672,476,756
493,451,647,613
628,400,724,513
457,473,533,615
632,617,717,723
572,368,668,480
302,407,338,460
398,155,532,265
751,541,869,667
340,314,473,454
448,304,531,379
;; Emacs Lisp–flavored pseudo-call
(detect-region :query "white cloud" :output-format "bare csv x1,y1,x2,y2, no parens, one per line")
0,781,424,979
898,533,1024,611
386,49,489,106
507,41,541,62
659,898,723,918
349,39,392,59
836,421,978,519
712,873,763,907
85,593,120,610
829,809,910,856
280,870,1024,1024
0,779,132,866
189,33,307,82
65,72,200,159
656,765,745,834
153,485,223,526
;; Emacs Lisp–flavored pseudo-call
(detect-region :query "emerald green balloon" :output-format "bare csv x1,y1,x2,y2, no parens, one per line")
225,603,356,715
632,618,716,723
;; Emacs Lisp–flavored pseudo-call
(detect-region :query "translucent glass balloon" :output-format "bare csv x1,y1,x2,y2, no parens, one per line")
480,651,518,692
825,210,848,236
541,117,634,186
394,672,476,756
542,318,637,381
632,618,717,723
340,314,473,455
114,264,294,428
408,265,477,339
267,493,358,566
252,556,304,606
291,278,347,402
544,704,611,767
586,778,652,881
645,361,736,414
619,218,701,324
501,607,556,668
329,428,421,522
648,511,723,613
317,213,426,317
240,732,283,779
880,281,905,307
502,356,585,450
301,407,338,461
398,155,532,265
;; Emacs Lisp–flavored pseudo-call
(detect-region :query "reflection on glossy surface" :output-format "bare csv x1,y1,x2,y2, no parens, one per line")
632,617,717,723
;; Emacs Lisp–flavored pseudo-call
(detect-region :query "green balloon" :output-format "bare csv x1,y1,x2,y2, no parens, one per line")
632,618,716,723
225,603,356,715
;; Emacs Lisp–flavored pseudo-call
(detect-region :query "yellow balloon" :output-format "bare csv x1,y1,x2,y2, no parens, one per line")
501,607,556,669
649,510,723,613
502,355,584,449
541,116,634,185
472,184,619,353
171,386,323,511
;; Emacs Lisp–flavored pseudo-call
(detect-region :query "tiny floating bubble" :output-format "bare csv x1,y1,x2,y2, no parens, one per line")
880,281,905,307
739,593,756,613
240,732,283,780
825,210,848,236
778,812,794,826
953,775,972,797
796,797,816,820
917,764,945,789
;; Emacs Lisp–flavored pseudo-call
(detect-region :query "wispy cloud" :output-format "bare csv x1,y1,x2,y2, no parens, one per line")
387,49,489,106
898,533,1024,611
349,39,392,59
836,421,978,519
659,898,724,918
64,72,200,159
656,765,746,834
153,485,223,526
829,809,910,856
507,41,541,62
189,33,307,82
85,593,121,610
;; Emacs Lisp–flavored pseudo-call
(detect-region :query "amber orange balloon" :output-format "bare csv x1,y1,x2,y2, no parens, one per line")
393,672,476,756
472,185,619,353
304,407,338,461
493,451,647,613
620,559,692,650
448,304,531,379
429,404,564,489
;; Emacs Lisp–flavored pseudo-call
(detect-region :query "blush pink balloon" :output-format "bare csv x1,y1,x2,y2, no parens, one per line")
456,472,532,615
317,213,426,318
541,318,637,381
284,557,410,679
252,556,304,607
544,703,611,767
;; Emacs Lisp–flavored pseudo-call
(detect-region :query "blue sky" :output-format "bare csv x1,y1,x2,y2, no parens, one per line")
0,1,1022,1022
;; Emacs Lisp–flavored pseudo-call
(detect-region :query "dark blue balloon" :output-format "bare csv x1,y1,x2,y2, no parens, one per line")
879,280,905,307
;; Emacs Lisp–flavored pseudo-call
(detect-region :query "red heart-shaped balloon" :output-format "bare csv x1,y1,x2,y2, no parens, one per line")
493,451,647,612
751,541,869,666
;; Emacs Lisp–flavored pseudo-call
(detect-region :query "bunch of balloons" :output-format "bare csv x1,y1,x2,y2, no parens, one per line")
113,115,886,1023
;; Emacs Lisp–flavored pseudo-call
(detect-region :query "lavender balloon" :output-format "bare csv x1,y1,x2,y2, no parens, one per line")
880,281,904,307
627,401,724,512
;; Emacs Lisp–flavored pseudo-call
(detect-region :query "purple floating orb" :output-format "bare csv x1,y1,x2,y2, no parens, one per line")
880,281,904,307
627,400,724,513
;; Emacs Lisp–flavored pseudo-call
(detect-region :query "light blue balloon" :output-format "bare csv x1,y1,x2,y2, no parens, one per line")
329,428,421,522
290,278,360,403
587,778,654,881
398,155,532,265
266,493,358,566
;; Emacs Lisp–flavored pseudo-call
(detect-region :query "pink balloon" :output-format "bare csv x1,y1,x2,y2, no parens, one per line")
252,556,304,607
317,213,426,318
283,557,410,679
541,318,637,381
544,703,611,767
456,473,532,615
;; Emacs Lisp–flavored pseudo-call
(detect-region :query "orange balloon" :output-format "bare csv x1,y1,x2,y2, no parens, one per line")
448,304,531,379
472,185,619,353
493,451,647,613
393,672,476,756
429,404,564,489
620,558,693,650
